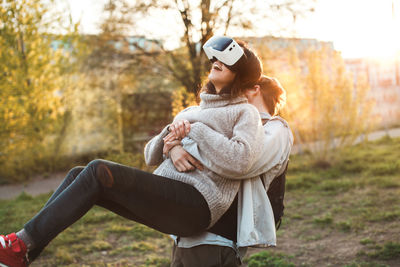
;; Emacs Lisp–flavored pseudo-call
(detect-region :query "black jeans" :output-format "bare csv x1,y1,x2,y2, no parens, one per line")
24,159,210,261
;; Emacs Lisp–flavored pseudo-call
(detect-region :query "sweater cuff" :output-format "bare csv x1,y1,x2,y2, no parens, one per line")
160,124,171,138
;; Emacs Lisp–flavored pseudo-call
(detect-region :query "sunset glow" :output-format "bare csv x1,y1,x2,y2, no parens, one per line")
67,0,400,59
295,0,400,59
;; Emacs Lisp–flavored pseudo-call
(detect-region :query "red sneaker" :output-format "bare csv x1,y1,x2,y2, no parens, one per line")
0,233,27,267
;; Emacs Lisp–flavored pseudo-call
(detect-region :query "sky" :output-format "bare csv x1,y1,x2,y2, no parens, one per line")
65,0,400,59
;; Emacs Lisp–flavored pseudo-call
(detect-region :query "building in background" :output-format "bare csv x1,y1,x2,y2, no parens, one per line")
345,57,400,127
245,36,400,129
245,36,334,53
52,34,400,156
53,35,166,156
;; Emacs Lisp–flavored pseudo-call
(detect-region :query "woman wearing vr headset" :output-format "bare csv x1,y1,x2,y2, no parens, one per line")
0,36,269,267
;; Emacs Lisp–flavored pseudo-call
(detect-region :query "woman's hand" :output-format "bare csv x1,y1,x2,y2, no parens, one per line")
168,119,191,140
163,139,181,157
169,145,204,172
163,132,178,143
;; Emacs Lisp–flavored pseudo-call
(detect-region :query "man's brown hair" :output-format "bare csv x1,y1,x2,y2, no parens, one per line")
258,76,286,116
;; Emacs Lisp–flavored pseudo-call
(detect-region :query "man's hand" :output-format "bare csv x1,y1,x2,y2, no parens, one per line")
163,132,177,143
163,139,181,156
169,145,204,172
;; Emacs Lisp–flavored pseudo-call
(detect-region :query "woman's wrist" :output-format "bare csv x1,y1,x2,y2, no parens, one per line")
168,144,182,158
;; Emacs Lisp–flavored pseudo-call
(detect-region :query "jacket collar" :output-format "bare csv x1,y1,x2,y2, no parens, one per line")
259,112,272,121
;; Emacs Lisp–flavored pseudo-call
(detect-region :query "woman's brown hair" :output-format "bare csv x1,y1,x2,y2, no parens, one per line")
201,40,262,99
258,75,286,116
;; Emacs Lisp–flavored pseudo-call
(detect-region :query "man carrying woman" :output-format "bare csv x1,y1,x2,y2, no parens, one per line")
167,75,293,267
0,36,276,267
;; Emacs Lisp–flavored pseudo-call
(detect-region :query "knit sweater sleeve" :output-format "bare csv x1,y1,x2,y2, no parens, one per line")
187,106,264,178
215,118,293,178
143,125,170,166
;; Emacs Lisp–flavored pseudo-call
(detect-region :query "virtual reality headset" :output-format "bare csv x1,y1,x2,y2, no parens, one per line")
203,36,244,66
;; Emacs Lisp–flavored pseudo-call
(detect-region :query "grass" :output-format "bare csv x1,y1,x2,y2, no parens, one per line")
0,136,400,266
0,193,172,266
245,251,295,267
247,136,400,266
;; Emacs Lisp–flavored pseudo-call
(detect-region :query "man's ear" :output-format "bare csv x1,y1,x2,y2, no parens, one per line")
247,85,260,96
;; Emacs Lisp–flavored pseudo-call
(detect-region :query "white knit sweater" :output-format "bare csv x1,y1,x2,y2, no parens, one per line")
144,93,265,227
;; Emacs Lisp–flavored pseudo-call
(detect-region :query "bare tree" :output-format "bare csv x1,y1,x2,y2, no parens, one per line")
94,0,316,95
129,0,316,95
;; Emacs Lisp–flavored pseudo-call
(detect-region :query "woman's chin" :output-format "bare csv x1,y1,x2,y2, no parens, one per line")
208,74,221,85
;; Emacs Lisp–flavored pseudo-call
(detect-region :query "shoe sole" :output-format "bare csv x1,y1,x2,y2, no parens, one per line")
0,263,9,267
